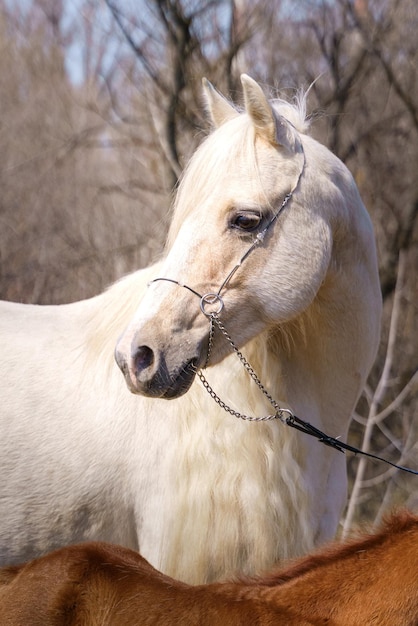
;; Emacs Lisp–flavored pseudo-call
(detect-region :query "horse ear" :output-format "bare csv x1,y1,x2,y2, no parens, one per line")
241,74,296,151
202,78,239,128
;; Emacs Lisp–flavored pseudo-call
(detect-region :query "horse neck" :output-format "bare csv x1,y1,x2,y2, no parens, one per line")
243,306,353,434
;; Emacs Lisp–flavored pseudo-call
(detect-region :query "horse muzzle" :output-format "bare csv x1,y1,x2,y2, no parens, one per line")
114,342,200,399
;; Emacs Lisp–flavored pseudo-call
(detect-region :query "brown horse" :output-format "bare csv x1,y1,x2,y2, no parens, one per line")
1,511,417,625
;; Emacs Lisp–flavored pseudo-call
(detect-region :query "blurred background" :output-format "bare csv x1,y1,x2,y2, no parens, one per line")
0,0,417,531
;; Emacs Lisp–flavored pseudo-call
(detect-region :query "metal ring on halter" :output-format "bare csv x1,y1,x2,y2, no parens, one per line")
276,407,294,424
200,293,224,317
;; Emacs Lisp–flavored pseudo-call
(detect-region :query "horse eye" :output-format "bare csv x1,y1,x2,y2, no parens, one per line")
232,213,262,232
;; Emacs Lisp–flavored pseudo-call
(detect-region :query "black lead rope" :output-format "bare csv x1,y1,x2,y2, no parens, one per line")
285,413,418,475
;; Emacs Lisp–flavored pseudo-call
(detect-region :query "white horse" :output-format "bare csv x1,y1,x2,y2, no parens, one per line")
0,75,381,585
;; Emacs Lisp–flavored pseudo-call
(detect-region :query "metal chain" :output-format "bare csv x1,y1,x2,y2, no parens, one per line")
197,313,291,423
202,314,215,369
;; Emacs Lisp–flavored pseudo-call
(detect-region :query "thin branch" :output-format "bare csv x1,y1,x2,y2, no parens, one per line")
372,370,418,425
104,0,168,95
347,0,418,132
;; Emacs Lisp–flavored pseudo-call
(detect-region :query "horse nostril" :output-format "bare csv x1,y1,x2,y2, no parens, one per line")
134,346,154,375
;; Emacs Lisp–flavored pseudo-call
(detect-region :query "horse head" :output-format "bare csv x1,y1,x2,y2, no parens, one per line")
115,74,379,401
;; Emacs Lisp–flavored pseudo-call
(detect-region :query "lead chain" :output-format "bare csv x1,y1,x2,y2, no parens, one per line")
197,313,290,423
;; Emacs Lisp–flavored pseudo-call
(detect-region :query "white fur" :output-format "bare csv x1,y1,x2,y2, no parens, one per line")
0,76,381,584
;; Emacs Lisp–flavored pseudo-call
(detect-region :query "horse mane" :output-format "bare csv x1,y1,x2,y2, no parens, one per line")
252,509,418,587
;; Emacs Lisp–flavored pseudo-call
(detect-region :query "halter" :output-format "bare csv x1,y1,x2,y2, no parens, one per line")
151,186,297,317
148,148,418,476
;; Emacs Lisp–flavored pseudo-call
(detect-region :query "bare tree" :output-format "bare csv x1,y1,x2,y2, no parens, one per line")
0,0,166,302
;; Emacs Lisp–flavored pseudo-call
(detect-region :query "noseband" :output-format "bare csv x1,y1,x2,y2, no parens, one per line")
147,148,418,475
